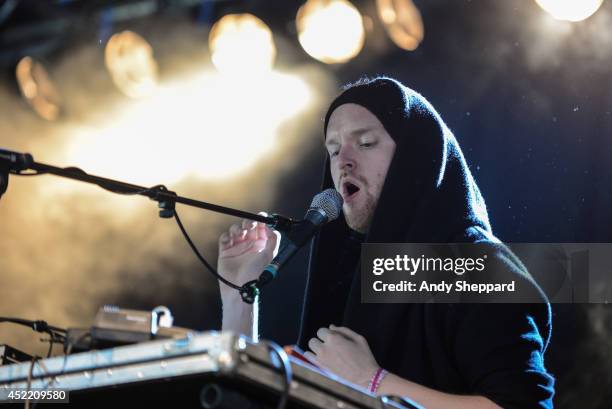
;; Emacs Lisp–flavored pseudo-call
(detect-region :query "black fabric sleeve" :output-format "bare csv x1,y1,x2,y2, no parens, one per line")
452,303,555,409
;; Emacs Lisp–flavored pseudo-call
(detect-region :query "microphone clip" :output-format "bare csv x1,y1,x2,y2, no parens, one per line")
239,280,260,304
148,185,176,219
268,213,296,233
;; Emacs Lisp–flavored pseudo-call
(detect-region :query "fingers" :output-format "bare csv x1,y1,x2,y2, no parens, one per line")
229,223,244,241
266,229,280,257
219,212,278,252
254,212,280,256
218,222,251,251
303,351,319,365
242,218,258,241
218,231,231,249
241,218,256,230
315,326,359,345
256,212,271,239
316,327,332,343
329,324,366,344
307,337,323,355
228,221,254,244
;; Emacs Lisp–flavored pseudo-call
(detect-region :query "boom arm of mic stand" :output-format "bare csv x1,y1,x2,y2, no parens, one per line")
0,149,293,228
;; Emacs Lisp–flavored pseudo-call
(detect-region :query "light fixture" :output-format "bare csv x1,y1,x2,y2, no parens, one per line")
105,30,159,98
376,0,424,51
208,13,276,75
296,0,365,64
534,0,603,22
15,56,62,121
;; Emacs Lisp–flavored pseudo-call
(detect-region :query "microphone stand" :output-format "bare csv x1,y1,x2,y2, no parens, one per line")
0,149,295,303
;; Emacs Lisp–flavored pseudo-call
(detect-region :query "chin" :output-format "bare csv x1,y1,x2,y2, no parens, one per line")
344,211,369,233
343,195,376,233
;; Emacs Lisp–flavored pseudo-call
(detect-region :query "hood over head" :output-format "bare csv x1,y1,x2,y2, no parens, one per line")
320,76,492,244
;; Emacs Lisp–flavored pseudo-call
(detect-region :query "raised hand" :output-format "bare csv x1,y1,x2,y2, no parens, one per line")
217,214,279,292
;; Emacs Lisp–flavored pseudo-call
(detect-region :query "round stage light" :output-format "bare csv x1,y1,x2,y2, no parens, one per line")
534,0,603,22
105,30,159,98
376,0,424,51
296,0,365,64
15,56,62,121
208,13,276,74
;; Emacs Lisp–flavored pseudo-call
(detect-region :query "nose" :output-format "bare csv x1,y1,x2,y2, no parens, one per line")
336,145,356,172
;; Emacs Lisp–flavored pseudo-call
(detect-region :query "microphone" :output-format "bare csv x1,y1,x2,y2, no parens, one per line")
0,148,33,172
258,188,343,286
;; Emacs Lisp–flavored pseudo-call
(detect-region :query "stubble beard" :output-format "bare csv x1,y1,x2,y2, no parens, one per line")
344,190,376,234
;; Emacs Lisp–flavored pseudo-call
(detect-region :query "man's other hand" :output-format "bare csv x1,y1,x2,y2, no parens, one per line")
305,325,379,389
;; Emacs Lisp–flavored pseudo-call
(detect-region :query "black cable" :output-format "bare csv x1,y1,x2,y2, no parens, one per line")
172,207,262,303
63,331,92,356
11,165,160,196
46,337,53,359
29,331,93,409
172,209,242,291
24,356,39,409
0,317,67,359
262,340,292,409
40,333,65,358
29,356,54,409
58,167,158,196
0,317,67,335
22,356,53,409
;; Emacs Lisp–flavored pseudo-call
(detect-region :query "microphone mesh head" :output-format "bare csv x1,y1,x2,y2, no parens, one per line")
309,188,343,221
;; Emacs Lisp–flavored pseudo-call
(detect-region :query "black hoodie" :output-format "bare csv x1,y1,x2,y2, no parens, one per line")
297,78,555,409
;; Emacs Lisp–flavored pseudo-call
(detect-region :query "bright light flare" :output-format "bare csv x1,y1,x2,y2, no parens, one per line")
535,0,603,22
105,30,159,98
296,0,365,64
15,56,62,121
208,13,276,74
376,0,424,51
63,71,311,186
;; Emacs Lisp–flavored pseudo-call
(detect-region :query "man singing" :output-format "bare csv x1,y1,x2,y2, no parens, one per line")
217,77,554,409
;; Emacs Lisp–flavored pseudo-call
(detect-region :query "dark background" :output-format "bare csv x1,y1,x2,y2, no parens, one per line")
1,1,611,408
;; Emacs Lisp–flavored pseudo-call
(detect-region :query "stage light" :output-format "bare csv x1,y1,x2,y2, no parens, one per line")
63,71,312,186
208,13,276,74
15,56,62,121
105,30,159,98
296,0,365,64
534,0,603,22
376,0,424,51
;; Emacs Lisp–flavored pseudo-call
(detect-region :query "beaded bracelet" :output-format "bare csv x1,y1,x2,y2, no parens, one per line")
368,368,388,394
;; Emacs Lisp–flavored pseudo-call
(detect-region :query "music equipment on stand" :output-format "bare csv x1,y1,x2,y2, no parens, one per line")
64,305,194,352
0,331,420,408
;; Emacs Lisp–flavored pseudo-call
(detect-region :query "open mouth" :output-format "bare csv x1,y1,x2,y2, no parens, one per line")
342,181,361,200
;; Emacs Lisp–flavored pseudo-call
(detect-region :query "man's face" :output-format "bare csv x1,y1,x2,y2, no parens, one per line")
325,103,396,233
